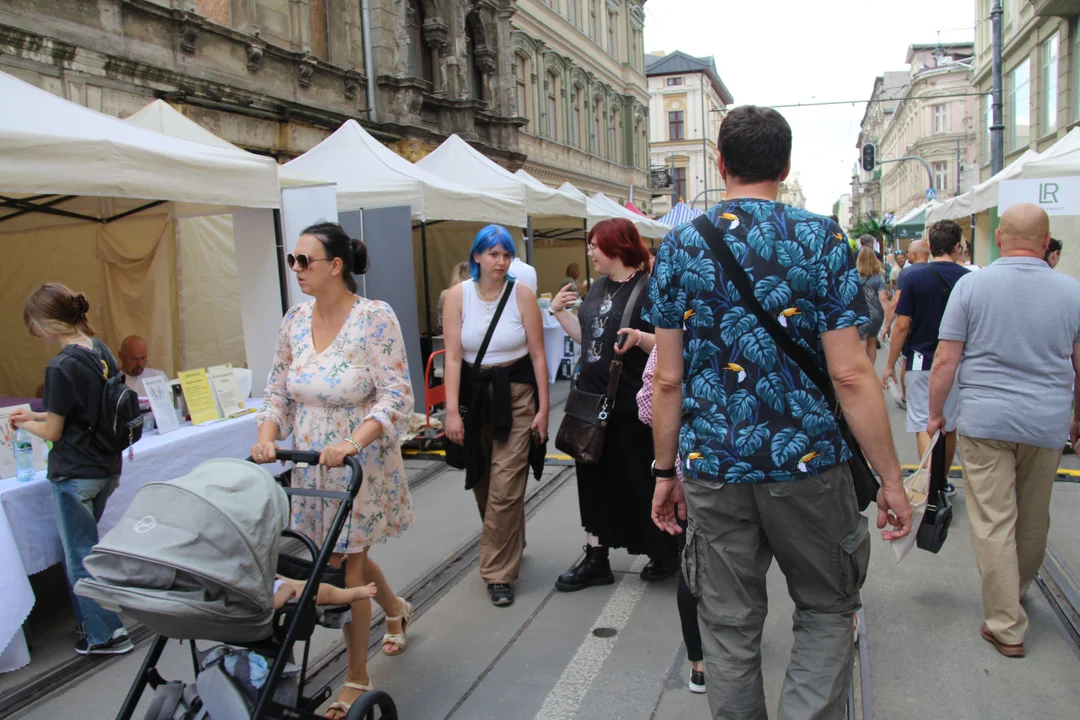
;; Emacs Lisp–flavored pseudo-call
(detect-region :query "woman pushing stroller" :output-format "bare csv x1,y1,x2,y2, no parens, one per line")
253,222,415,719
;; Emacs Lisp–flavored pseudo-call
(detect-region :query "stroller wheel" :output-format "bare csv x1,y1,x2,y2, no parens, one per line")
345,689,398,720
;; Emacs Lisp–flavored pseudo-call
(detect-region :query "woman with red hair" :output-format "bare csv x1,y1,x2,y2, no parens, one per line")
548,218,679,591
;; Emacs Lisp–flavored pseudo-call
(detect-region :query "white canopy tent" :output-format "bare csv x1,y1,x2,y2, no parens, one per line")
927,149,1041,223
285,120,524,225
589,192,672,239
1019,127,1080,179
0,71,282,398
122,100,332,374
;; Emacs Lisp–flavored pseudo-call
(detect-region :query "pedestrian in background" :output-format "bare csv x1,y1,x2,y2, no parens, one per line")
443,224,549,608
881,219,969,494
637,347,706,695
928,204,1080,658
1045,237,1062,269
549,218,678,592
648,105,910,720
437,261,471,334
857,247,888,364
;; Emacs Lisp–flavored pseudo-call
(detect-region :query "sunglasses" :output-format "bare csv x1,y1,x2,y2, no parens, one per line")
287,253,333,271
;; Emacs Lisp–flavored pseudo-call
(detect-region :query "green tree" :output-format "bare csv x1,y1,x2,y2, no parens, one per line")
848,217,894,253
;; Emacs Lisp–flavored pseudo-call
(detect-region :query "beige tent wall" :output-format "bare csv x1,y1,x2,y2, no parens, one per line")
177,215,247,371
533,239,590,297
412,222,524,336
0,214,179,397
1049,216,1080,282
973,211,992,267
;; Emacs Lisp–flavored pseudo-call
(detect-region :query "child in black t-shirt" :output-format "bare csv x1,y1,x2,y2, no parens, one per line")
9,283,134,657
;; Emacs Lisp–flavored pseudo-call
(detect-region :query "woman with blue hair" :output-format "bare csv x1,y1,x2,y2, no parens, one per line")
443,224,550,607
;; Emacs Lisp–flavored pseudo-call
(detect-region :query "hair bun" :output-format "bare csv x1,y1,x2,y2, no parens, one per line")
73,294,90,318
351,238,370,275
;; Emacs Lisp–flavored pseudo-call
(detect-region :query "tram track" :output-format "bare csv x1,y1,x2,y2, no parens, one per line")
0,459,475,718
1036,542,1080,658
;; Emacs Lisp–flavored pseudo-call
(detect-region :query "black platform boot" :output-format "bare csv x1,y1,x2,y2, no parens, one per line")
555,545,615,592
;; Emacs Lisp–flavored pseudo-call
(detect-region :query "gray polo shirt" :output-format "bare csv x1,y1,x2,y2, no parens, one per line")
938,257,1080,448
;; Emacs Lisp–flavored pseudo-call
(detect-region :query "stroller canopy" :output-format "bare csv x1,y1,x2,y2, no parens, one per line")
76,458,290,643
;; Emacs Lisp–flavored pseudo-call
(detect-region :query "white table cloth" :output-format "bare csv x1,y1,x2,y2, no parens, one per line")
0,400,262,672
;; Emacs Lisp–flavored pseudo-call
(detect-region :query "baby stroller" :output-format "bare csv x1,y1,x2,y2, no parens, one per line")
74,450,396,720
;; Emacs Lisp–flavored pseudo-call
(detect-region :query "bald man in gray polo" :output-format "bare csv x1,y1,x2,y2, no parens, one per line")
927,203,1080,658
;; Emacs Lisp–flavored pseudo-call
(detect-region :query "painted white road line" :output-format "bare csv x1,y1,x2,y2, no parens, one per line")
533,556,650,720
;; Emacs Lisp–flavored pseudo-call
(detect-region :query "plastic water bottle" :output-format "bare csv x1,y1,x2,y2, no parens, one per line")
13,428,36,482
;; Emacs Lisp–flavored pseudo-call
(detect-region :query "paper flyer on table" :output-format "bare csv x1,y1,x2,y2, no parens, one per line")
143,375,180,435
207,365,248,418
177,369,222,426
0,404,47,479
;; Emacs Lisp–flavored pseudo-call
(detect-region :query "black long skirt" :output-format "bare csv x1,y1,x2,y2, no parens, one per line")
575,409,678,559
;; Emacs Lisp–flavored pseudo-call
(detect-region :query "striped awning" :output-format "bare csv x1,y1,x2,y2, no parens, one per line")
657,202,704,227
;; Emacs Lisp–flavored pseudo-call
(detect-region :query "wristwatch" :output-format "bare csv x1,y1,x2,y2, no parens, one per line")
651,460,676,478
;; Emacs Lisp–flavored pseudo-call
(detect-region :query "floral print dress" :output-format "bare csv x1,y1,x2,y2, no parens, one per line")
258,298,415,553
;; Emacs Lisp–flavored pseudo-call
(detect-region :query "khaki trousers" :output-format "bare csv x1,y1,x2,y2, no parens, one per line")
472,382,535,584
958,435,1059,645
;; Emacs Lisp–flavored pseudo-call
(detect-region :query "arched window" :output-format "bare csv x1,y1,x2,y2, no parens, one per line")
593,96,604,156
546,71,560,141
406,0,433,82
613,105,623,164
515,53,533,133
465,19,485,102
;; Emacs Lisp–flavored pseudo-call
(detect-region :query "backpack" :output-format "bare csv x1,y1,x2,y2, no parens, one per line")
72,350,144,455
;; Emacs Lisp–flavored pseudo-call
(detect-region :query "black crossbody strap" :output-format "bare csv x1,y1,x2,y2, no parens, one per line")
925,263,952,300
472,279,517,369
691,215,837,407
604,274,648,402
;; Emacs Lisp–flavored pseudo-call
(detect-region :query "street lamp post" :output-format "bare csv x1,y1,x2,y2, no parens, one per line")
990,0,1004,175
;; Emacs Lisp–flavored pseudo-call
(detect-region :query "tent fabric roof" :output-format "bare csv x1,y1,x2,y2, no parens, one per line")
928,148,1042,223
624,202,647,217
1020,127,1080,179
658,202,704,227
124,100,322,188
892,201,937,239
0,70,281,212
284,120,525,225
417,135,586,219
586,192,672,239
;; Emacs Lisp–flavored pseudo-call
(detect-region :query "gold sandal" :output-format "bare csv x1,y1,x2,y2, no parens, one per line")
326,680,371,718
381,596,413,656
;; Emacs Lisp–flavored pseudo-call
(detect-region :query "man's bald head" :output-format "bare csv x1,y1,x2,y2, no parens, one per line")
907,239,930,263
998,203,1051,257
119,335,148,376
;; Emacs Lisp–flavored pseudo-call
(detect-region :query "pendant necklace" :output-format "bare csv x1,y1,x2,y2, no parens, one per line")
598,270,637,315
476,281,507,312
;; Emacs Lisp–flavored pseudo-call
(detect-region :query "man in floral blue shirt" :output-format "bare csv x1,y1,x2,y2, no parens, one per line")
647,106,910,720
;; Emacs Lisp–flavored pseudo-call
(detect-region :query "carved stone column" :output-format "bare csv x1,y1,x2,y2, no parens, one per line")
423,18,449,96
475,46,497,106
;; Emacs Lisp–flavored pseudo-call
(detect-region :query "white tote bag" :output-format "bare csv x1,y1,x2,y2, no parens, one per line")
889,431,940,562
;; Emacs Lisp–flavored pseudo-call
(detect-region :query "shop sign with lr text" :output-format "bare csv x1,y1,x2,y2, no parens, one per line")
998,177,1080,216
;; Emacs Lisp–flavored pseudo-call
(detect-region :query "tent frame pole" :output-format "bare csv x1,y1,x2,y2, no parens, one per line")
583,219,591,287
273,209,290,315
421,221,433,337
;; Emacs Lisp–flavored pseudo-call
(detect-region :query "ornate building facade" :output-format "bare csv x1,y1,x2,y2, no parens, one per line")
509,1,651,210
0,0,524,162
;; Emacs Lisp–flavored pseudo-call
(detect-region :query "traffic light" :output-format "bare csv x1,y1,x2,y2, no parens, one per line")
861,143,876,173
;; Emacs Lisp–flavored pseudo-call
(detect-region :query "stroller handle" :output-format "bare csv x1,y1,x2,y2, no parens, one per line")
249,450,363,496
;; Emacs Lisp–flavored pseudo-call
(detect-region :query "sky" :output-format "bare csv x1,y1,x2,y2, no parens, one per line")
643,0,977,215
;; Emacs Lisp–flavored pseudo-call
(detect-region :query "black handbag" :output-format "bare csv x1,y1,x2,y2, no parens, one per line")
555,276,647,465
916,433,953,553
444,280,516,470
692,215,880,510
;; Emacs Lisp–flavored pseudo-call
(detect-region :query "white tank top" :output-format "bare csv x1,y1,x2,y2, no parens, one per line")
460,279,528,366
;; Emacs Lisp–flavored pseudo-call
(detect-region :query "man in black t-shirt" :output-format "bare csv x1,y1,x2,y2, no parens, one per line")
882,220,969,486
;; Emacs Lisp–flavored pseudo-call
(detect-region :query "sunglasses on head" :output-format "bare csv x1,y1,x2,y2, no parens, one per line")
287,253,333,271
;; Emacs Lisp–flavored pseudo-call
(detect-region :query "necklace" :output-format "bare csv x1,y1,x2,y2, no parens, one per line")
476,280,507,312
598,270,637,315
